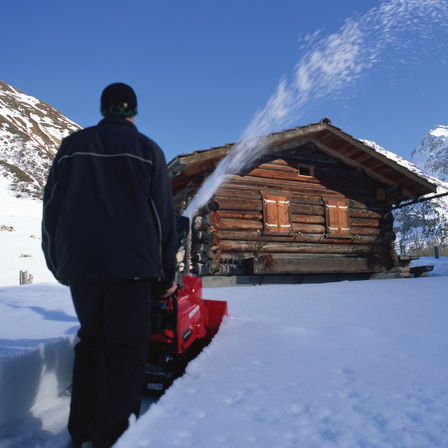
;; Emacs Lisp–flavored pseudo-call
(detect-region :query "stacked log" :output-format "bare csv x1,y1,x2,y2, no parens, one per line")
185,152,396,276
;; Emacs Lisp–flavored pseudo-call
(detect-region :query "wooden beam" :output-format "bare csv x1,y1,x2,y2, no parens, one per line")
251,254,382,274
310,138,397,188
212,218,263,231
317,126,436,195
212,229,383,245
217,240,380,255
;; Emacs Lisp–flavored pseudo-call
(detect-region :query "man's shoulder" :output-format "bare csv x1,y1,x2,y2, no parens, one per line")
130,129,165,158
136,132,161,150
60,120,166,162
61,125,97,143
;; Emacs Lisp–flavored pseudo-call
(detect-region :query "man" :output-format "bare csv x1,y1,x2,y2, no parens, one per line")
42,83,178,448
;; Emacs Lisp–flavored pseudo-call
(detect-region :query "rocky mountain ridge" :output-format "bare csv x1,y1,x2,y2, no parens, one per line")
393,124,448,253
411,125,448,182
0,80,81,198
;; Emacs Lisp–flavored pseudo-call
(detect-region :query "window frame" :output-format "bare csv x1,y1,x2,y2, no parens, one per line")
261,190,292,235
297,163,315,178
324,198,352,239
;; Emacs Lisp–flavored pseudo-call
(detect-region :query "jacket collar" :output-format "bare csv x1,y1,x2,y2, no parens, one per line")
99,116,138,131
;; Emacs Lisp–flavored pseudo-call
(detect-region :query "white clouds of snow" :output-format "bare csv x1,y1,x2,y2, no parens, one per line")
185,0,448,217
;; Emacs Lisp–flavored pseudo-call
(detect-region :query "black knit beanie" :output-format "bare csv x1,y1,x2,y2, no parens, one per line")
100,83,138,117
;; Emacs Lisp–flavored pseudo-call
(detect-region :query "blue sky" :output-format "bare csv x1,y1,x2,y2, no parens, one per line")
2,0,448,163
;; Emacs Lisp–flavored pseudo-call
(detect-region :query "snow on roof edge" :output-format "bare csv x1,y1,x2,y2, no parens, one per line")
361,139,447,195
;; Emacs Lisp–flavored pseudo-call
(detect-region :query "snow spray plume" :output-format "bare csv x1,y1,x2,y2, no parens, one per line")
184,0,448,218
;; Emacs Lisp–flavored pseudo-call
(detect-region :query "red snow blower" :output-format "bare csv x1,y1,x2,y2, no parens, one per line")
144,274,227,393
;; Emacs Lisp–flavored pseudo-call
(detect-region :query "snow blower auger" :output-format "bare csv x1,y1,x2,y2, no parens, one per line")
144,274,228,394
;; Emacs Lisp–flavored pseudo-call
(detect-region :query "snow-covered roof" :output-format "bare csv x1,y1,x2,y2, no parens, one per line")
361,139,437,187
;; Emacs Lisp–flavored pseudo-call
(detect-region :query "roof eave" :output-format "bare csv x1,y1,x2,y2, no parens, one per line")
323,123,437,196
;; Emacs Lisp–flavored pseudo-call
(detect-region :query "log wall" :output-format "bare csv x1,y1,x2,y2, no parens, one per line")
179,146,397,276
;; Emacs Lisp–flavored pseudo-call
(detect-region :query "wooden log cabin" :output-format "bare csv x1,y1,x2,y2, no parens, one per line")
168,119,437,281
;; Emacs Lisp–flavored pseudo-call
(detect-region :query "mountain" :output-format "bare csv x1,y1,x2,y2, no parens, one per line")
0,80,81,198
411,125,448,182
392,125,448,254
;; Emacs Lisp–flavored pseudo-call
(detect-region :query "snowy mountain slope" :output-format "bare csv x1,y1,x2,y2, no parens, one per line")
362,135,448,252
412,125,448,182
394,178,448,252
0,80,81,198
393,125,448,251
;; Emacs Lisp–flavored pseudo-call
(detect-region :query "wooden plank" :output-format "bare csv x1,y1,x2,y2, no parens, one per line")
213,197,262,211
224,174,328,193
247,167,319,184
292,223,326,234
215,186,262,199
257,161,298,173
290,203,324,216
349,208,382,219
349,199,386,212
291,214,325,224
410,265,434,277
264,194,280,232
216,240,380,255
277,195,291,232
213,210,263,221
291,194,324,205
212,218,263,231
376,186,386,201
252,254,382,274
350,218,380,227
213,230,382,245
351,227,381,236
216,185,326,206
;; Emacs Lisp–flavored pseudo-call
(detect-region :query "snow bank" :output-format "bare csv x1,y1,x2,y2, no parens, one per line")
412,256,448,277
0,284,77,428
116,275,448,448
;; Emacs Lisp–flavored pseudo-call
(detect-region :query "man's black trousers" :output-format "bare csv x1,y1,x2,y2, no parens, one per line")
68,279,152,448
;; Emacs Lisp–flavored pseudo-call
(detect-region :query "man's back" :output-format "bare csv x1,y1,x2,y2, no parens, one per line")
43,116,177,285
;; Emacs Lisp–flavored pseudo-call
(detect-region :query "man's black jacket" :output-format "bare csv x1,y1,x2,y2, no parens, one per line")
42,116,177,288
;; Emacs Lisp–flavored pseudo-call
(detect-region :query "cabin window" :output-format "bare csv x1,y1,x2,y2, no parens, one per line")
297,164,314,177
262,193,291,233
324,199,351,238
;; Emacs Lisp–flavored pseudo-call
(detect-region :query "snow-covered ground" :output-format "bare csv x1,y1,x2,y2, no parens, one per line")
1,270,448,448
1,181,448,448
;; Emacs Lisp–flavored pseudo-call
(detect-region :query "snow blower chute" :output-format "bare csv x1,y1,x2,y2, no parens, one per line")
144,274,227,393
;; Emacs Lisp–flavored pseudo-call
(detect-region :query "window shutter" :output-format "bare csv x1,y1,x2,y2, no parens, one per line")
325,199,351,237
263,194,291,233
